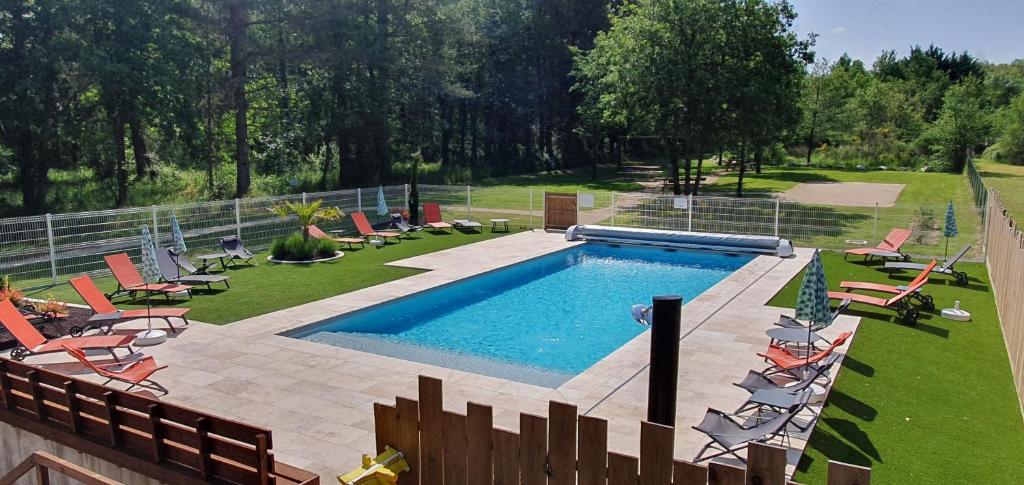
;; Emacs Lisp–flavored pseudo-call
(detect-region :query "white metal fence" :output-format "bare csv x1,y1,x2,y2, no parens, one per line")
0,183,984,289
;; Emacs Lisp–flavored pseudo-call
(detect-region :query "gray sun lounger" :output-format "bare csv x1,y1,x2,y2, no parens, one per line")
884,244,971,285
390,214,423,237
693,389,812,463
220,235,257,265
157,249,231,289
776,299,851,332
735,353,841,394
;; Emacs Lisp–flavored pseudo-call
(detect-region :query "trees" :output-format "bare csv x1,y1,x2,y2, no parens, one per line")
925,77,989,172
992,94,1024,164
574,0,808,196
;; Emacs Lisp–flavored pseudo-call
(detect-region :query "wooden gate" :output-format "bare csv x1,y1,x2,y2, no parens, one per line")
544,192,577,230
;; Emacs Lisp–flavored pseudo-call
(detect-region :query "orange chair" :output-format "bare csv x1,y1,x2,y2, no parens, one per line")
103,253,192,300
829,278,928,325
0,300,135,362
843,228,912,261
307,224,366,248
422,203,454,233
69,275,190,337
839,260,938,310
63,345,167,394
759,331,853,376
350,212,402,243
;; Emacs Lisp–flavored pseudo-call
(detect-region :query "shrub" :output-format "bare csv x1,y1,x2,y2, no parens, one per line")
270,233,339,261
0,275,23,307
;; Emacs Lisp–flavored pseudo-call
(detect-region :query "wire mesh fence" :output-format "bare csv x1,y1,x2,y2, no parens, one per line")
0,182,985,289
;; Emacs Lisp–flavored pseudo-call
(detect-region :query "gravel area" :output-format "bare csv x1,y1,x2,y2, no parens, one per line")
781,181,905,207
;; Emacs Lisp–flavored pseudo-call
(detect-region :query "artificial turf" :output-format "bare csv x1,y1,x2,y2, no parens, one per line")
28,229,512,325
773,251,1024,484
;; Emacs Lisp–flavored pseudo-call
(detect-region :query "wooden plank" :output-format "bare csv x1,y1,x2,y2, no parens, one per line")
195,417,213,479
26,371,45,421
492,429,520,485
547,401,578,485
827,461,871,485
607,452,638,485
418,376,444,485
708,462,744,485
102,392,119,447
374,403,398,454
256,434,270,485
0,361,13,410
395,397,420,485
746,443,786,485
577,415,607,485
442,411,468,485
519,413,548,485
147,404,164,463
639,421,672,485
466,402,493,485
63,381,81,434
672,461,707,485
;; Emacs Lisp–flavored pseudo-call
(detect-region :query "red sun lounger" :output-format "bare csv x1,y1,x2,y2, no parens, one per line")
69,274,190,337
839,260,938,310
63,345,168,395
759,331,853,376
308,224,366,248
0,299,135,362
350,211,402,242
829,277,928,325
104,253,192,300
844,228,912,261
422,202,454,233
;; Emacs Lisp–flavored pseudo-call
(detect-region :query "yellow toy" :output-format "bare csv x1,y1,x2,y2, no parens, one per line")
338,446,409,485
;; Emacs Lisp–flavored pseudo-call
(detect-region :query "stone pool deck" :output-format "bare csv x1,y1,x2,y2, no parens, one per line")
7,230,859,480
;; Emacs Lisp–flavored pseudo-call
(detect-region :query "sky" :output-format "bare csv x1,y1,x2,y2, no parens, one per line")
789,0,1023,65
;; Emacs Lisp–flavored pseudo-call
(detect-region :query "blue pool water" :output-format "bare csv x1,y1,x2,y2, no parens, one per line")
289,244,752,386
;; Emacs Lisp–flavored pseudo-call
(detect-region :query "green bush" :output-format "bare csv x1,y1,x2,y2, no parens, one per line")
270,233,339,261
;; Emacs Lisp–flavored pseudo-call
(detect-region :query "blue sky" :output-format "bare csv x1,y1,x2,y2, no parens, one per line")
790,0,1022,65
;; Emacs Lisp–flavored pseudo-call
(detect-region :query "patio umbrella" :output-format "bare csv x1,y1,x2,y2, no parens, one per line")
376,185,390,217
794,249,831,367
170,213,188,256
139,225,163,342
943,200,958,259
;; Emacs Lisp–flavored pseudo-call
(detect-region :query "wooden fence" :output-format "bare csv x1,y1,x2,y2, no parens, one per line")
985,190,1024,414
0,357,318,485
373,375,871,485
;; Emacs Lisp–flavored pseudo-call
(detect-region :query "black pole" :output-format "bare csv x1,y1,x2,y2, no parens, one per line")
647,295,682,426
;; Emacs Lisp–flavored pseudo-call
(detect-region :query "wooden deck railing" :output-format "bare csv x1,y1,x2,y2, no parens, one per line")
373,375,871,485
0,451,124,485
985,189,1024,415
0,357,318,484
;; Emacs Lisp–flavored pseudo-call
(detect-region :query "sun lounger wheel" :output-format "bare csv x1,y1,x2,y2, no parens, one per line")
920,295,935,312
954,271,968,286
10,347,28,362
902,309,919,326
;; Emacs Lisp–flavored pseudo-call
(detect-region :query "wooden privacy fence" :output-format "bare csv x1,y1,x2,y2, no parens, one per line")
544,192,578,230
0,357,318,485
985,190,1024,413
373,375,871,485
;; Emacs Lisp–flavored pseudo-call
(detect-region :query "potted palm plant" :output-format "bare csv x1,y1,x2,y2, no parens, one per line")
267,200,347,263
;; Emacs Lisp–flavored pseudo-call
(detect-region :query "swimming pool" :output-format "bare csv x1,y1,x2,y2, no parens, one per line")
289,244,753,387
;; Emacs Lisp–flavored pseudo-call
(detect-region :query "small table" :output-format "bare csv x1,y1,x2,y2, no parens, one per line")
453,220,483,233
765,327,824,348
196,253,230,273
490,218,511,232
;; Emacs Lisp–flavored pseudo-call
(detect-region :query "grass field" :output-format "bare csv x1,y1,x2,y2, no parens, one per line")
27,229,511,325
974,159,1024,219
771,252,1024,484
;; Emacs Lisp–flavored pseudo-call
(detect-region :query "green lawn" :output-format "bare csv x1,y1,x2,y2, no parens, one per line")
771,252,1024,484
974,159,1024,219
26,230,512,325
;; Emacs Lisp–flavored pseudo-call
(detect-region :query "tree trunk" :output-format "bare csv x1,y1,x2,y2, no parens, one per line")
457,99,467,166
440,96,451,168
321,139,333,189
339,132,354,187
372,0,392,184
805,125,816,165
127,108,153,181
205,66,216,193
229,0,251,197
110,112,129,207
693,158,704,196
683,157,692,195
736,142,747,198
754,146,763,174
409,157,420,224
669,143,681,195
